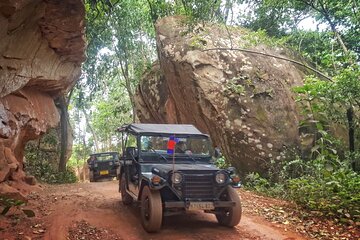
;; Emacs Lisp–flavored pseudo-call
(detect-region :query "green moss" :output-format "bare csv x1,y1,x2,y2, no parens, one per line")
189,35,207,49
225,80,245,95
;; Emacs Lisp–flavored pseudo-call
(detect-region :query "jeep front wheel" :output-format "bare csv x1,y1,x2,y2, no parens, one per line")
216,186,242,227
140,186,162,232
120,175,133,205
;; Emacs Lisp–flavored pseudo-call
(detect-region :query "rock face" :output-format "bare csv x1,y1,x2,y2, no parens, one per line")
0,0,85,198
135,16,307,174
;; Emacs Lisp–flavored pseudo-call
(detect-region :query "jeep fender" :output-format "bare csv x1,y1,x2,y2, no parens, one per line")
138,179,150,201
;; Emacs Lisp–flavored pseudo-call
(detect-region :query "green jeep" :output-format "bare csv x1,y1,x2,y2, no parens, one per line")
87,152,120,182
118,123,242,232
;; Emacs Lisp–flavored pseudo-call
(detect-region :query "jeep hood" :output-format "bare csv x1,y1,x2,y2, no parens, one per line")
145,163,219,173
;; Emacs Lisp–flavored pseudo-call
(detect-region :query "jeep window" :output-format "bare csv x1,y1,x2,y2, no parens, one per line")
126,134,137,148
140,136,211,157
96,154,114,161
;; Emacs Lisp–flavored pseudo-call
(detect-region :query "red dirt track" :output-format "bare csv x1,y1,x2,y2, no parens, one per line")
1,181,308,240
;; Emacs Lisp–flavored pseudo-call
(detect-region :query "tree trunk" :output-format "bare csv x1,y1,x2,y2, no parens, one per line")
347,107,356,171
81,108,100,152
118,58,136,122
57,95,68,172
347,107,355,152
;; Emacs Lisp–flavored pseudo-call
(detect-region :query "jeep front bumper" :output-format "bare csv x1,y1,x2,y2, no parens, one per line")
164,201,235,209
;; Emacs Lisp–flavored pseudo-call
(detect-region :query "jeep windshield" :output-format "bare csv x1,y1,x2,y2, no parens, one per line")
92,153,119,161
140,135,211,161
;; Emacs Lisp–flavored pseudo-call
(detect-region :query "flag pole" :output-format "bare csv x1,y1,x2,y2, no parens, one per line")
172,134,175,188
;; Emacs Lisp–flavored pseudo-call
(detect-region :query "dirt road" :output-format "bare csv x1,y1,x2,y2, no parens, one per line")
1,180,308,240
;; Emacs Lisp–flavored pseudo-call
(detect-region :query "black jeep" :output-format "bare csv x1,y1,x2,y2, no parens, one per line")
117,123,242,232
87,152,120,182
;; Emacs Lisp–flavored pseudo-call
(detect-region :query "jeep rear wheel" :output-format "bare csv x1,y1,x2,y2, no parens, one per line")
141,186,162,233
216,186,242,227
120,175,133,205
89,170,95,182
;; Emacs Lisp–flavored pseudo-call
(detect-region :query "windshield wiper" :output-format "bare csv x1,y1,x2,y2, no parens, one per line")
149,147,168,162
180,152,197,163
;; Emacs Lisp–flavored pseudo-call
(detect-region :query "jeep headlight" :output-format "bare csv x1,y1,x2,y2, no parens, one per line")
94,163,98,168
109,162,113,166
215,172,227,184
172,172,183,184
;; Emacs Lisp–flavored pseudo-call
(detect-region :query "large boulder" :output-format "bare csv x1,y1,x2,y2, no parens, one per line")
0,0,85,196
135,16,309,174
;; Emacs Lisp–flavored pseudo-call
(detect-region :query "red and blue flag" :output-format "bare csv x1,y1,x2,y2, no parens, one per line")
167,135,179,154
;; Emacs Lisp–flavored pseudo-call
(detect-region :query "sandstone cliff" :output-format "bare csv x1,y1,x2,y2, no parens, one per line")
0,0,85,199
135,16,308,174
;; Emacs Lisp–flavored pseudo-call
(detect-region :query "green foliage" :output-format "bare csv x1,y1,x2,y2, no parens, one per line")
237,0,359,61
225,79,245,95
215,156,231,169
25,141,77,184
245,137,360,222
67,144,91,168
0,196,24,215
189,35,207,49
0,197,36,218
287,167,360,221
241,29,288,48
245,172,270,192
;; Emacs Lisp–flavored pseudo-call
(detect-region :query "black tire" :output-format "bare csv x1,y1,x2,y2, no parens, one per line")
140,186,163,233
120,175,133,205
89,170,95,182
216,186,242,227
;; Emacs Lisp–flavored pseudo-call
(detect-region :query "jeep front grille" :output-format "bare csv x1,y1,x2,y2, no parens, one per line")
183,174,214,200
97,161,111,170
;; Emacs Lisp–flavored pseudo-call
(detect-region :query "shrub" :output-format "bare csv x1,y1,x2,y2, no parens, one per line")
244,149,360,222
25,138,77,184
287,166,360,221
214,156,230,169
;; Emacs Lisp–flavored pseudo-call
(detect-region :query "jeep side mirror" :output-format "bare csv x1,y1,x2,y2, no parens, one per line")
227,167,236,175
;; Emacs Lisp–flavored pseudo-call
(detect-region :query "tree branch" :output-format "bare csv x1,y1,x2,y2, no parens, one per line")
201,47,332,81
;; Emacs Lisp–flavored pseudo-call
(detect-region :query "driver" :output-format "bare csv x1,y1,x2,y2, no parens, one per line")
175,141,186,153
87,155,96,164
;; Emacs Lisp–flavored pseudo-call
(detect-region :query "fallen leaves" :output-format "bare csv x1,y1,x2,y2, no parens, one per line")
239,189,360,240
31,223,46,235
67,220,122,240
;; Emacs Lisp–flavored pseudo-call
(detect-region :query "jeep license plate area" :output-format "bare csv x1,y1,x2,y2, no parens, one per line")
100,170,109,175
188,202,214,210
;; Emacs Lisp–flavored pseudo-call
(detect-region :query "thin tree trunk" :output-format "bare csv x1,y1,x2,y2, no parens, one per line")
82,135,87,181
81,108,100,152
57,95,68,172
347,107,356,171
117,53,137,122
